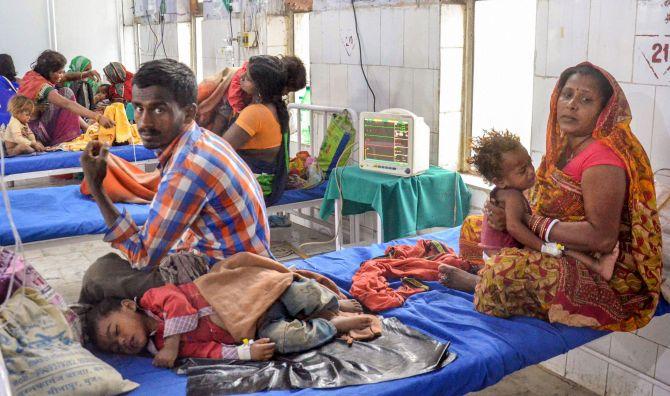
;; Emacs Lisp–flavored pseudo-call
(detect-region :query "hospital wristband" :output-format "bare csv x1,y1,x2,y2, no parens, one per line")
541,242,564,257
544,219,560,242
237,344,251,360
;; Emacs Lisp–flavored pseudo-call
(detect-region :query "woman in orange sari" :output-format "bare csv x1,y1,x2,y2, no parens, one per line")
442,63,661,332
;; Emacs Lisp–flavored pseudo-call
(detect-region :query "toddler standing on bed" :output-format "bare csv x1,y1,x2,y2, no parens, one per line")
87,276,368,368
440,129,618,281
1,95,45,156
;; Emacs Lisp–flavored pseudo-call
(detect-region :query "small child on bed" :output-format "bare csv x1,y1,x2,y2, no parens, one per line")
1,95,45,156
87,278,367,368
93,83,111,108
440,129,618,281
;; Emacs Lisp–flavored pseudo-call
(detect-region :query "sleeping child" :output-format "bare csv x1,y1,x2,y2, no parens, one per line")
87,252,371,368
1,95,45,156
440,129,619,281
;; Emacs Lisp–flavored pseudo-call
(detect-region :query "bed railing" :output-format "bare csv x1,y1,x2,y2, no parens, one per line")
284,104,360,249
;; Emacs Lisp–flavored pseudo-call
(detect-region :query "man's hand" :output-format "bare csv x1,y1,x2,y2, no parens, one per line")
250,338,275,361
484,198,506,231
152,346,179,368
80,141,109,194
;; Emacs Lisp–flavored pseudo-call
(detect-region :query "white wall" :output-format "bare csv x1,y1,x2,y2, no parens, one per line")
0,0,123,77
309,0,441,164
55,0,122,73
532,1,670,395
200,13,289,79
0,0,52,75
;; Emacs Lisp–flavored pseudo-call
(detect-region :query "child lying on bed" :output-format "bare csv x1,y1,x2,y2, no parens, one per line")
87,253,369,368
440,129,618,281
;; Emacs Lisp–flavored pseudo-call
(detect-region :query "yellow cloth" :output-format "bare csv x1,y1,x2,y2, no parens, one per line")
60,102,141,151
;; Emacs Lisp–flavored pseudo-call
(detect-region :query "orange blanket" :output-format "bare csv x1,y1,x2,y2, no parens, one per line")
194,253,381,344
351,240,475,312
80,154,160,204
197,67,239,131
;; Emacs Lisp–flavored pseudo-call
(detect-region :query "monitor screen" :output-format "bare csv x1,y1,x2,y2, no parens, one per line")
362,117,410,166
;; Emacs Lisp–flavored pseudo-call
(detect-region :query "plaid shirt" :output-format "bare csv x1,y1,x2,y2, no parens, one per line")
104,124,270,269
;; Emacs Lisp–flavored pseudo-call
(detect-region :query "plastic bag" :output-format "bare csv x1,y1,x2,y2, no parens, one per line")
0,248,82,341
316,112,356,178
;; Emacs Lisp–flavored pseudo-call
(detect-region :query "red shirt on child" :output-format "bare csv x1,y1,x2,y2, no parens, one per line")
140,283,239,359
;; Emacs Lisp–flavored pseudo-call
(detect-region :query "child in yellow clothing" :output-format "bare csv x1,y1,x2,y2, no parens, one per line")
1,95,45,156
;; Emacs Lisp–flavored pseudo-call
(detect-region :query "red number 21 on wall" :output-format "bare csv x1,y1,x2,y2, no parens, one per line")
652,42,670,63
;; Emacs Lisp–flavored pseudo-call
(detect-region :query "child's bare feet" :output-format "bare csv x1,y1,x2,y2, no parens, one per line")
439,264,479,292
596,242,619,281
338,299,363,313
330,315,372,333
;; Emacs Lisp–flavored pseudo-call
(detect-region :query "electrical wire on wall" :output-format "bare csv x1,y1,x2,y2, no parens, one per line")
351,0,376,111
146,15,160,59
159,0,168,58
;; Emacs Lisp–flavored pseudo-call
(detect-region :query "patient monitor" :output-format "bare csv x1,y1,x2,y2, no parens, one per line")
358,108,430,177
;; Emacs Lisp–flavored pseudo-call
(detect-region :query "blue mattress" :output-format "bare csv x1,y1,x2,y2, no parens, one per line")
274,182,328,206
96,228,670,395
0,182,327,245
0,185,149,245
3,145,156,176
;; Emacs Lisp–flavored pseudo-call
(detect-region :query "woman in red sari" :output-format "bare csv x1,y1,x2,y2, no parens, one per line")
18,50,114,146
442,63,661,332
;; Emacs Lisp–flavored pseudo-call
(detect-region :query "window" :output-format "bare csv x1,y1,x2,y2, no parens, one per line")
291,12,311,146
471,0,536,151
438,0,536,171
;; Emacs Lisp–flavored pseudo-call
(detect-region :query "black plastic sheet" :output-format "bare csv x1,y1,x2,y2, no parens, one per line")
178,317,456,395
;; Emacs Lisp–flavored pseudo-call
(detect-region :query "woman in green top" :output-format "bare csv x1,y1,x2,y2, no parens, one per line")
64,55,101,110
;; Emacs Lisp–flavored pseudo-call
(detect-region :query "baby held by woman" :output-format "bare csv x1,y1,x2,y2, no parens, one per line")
440,129,618,282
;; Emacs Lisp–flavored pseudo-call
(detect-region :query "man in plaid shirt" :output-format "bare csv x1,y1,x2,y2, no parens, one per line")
79,59,270,304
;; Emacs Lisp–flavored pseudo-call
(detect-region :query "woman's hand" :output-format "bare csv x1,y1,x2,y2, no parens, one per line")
484,198,506,231
85,70,101,82
98,115,115,128
250,338,275,361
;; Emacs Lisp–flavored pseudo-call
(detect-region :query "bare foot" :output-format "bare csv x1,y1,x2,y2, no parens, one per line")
330,315,373,333
438,264,480,292
596,242,619,281
338,299,363,313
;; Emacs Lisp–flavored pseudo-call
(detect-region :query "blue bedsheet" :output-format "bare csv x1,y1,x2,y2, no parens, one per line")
275,182,328,206
3,145,156,176
96,228,670,395
0,182,328,245
0,185,149,245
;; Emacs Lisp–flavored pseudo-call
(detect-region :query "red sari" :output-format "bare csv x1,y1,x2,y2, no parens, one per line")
18,71,81,145
465,62,662,331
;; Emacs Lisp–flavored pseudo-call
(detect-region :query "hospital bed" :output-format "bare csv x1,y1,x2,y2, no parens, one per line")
0,105,358,247
93,226,670,395
0,183,332,246
2,144,157,182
